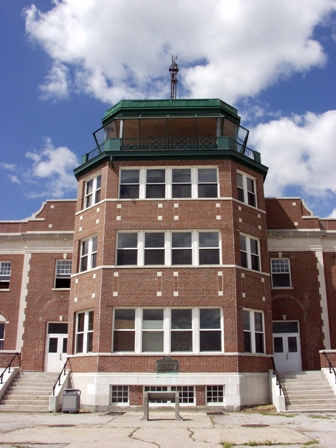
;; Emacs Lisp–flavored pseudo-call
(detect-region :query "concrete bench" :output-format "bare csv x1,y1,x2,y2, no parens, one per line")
141,391,183,421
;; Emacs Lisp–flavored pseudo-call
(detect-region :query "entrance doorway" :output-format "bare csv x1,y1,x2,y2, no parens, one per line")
45,322,68,372
273,321,302,373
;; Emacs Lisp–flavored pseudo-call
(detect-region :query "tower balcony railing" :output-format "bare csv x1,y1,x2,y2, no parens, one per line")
82,136,259,164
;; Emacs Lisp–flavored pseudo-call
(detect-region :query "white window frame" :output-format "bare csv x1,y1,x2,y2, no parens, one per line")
54,260,72,289
0,321,5,350
75,310,94,354
144,386,195,406
84,174,101,209
243,309,265,354
119,167,218,199
111,385,129,405
206,385,224,404
237,171,257,207
271,258,292,288
240,234,260,271
116,231,221,266
80,236,97,272
112,307,223,354
0,261,11,290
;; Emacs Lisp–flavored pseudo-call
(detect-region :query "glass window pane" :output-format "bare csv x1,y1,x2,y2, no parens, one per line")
146,185,165,198
87,332,93,352
48,323,68,334
198,168,217,183
172,249,192,265
86,180,93,194
250,239,258,255
272,273,291,287
254,312,263,332
118,233,137,248
243,310,250,330
81,240,89,256
113,331,135,351
92,237,97,253
171,331,192,351
288,336,298,352
120,185,139,199
171,309,192,329
144,249,164,265
244,331,251,352
142,332,163,351
248,192,256,207
200,309,220,329
255,333,264,353
272,321,298,333
115,309,135,329
0,324,4,339
172,233,191,248
172,184,191,198
48,338,58,353
273,337,283,353
146,169,165,183
237,173,243,188
143,309,163,329
120,170,139,183
199,232,218,247
247,178,254,193
88,311,94,331
200,331,221,351
76,333,83,353
251,254,260,271
145,233,164,248
77,313,85,332
199,249,219,265
240,235,246,251
117,249,138,265
198,184,218,198
172,169,191,182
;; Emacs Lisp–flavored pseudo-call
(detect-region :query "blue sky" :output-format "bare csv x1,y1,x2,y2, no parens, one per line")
1,0,336,220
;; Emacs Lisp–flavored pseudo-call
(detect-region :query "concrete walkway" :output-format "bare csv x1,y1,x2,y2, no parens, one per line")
0,408,335,447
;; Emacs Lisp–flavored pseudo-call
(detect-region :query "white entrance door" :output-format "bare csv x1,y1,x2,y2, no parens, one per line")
273,321,302,374
45,323,68,372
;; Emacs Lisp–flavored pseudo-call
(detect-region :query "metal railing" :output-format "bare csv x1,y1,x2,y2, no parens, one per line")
52,358,70,396
0,352,21,384
85,136,256,163
322,351,336,383
271,356,288,403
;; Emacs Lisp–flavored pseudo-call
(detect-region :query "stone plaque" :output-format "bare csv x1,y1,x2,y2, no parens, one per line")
156,356,179,373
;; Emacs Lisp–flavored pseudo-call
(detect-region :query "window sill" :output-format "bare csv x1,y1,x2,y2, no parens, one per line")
0,289,10,292
271,286,293,290
52,288,71,291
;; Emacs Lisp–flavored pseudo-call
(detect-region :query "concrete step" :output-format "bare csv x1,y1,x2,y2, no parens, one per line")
0,404,50,412
2,398,49,405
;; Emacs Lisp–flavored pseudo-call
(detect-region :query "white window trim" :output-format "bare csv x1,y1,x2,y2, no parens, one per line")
240,234,260,271
111,385,129,406
117,231,221,266
243,309,265,354
54,260,72,289
237,170,257,207
0,261,11,290
75,310,94,354
119,167,219,199
84,174,102,209
0,322,5,350
144,385,195,406
80,236,97,272
113,307,223,354
271,258,292,288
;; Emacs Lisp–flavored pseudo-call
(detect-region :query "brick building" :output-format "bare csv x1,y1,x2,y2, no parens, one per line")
1,98,335,411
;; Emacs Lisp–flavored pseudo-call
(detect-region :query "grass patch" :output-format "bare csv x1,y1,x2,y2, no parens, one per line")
244,441,274,446
240,404,295,417
308,414,332,419
222,442,234,448
303,440,319,446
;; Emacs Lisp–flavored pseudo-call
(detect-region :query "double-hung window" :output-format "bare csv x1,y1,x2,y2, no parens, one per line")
144,233,165,265
0,317,5,350
146,169,165,198
85,174,101,208
172,232,192,265
117,233,138,265
199,232,220,265
113,308,222,353
119,167,218,199
80,237,97,272
240,234,260,271
237,172,256,207
0,262,11,290
55,260,72,288
271,258,291,288
243,309,264,353
75,310,94,353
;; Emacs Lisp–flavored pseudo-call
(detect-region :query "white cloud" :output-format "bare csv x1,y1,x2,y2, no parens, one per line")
9,175,21,185
24,0,336,103
0,162,16,171
25,138,78,198
250,110,336,200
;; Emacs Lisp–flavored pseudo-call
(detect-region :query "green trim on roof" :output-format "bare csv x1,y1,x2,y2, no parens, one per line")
102,98,240,126
74,148,268,180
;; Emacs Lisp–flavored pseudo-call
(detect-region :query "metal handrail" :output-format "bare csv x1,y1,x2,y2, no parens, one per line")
271,356,288,403
52,358,70,396
322,351,336,383
0,352,21,384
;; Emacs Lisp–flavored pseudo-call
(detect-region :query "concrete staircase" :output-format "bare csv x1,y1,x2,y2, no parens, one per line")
281,370,336,412
0,371,58,412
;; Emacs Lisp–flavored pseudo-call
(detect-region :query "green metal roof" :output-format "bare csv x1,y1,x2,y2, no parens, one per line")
102,98,240,126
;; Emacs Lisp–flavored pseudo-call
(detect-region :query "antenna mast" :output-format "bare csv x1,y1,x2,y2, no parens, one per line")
169,55,179,99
